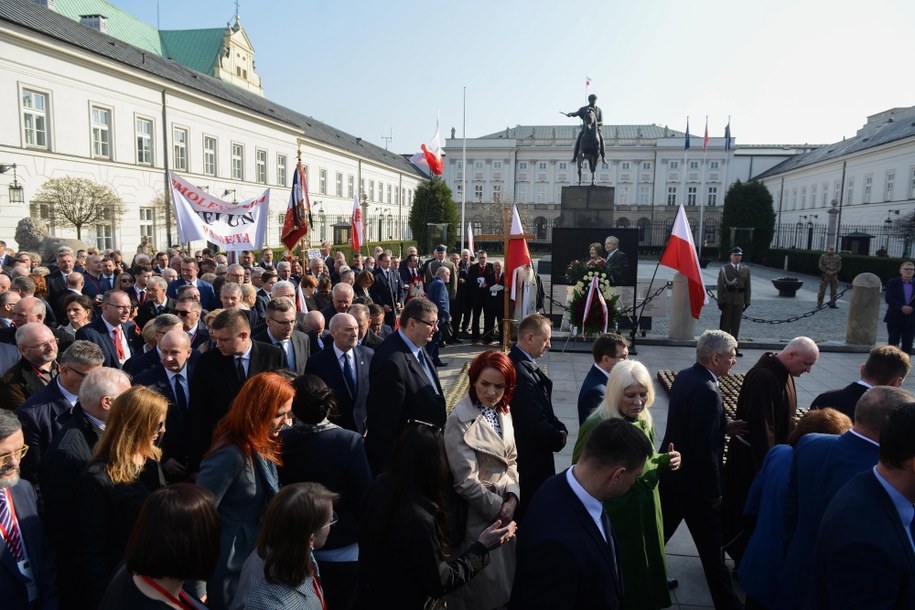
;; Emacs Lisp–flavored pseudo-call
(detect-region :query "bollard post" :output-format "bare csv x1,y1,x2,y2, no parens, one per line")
668,272,697,341
846,272,881,346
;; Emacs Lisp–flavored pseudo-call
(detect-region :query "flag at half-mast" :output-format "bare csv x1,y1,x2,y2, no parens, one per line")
281,160,311,250
409,117,444,175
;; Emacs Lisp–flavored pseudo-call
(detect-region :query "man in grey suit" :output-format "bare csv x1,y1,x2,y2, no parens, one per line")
253,298,310,375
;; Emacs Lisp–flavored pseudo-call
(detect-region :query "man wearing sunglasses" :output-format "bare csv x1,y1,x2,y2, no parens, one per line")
0,410,58,610
365,297,445,475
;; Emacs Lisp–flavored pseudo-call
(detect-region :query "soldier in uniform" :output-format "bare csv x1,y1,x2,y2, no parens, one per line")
817,245,842,308
717,246,751,356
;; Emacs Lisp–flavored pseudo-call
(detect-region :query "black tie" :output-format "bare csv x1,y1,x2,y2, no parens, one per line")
342,353,357,397
173,374,188,413
235,356,246,381
601,510,621,584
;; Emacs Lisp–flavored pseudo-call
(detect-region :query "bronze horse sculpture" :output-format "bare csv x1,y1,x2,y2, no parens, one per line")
576,107,600,186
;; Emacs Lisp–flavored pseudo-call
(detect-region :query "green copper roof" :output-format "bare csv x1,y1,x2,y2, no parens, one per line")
55,0,162,54
160,28,225,75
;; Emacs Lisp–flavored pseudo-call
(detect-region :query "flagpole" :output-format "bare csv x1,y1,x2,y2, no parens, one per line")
722,116,732,250
461,86,467,251
681,116,689,216
698,115,708,255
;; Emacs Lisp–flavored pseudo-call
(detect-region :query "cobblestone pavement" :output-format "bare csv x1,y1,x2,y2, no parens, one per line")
540,258,890,345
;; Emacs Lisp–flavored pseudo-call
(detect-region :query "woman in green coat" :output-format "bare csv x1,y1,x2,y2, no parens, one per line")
572,359,681,610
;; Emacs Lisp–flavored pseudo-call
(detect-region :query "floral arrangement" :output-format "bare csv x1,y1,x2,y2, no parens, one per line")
565,259,619,336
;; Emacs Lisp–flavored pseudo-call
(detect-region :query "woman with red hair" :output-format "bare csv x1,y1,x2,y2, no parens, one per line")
443,349,520,609
196,372,294,610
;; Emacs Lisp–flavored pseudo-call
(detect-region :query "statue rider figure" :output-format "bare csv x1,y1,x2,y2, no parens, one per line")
567,93,605,163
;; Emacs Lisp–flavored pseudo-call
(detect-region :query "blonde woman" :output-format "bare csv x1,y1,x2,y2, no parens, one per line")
74,385,169,608
572,360,681,610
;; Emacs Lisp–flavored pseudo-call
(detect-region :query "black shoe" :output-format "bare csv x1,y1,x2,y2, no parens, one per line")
828,303,838,309
667,578,679,590
434,360,448,367
735,350,744,357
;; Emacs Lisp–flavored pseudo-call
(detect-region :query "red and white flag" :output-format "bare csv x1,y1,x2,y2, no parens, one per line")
703,117,710,152
281,160,310,250
467,222,475,254
581,275,610,334
505,204,532,298
295,281,308,313
659,205,708,319
409,117,444,175
350,193,363,252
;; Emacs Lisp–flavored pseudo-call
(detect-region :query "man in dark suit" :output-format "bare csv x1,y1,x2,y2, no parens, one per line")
577,333,629,425
187,308,285,470
166,257,217,311
320,283,354,328
365,297,445,475
510,418,653,610
46,248,76,322
252,298,310,375
509,313,568,521
885,261,915,354
425,267,450,366
0,411,59,610
811,345,911,421
16,340,104,484
348,304,383,351
174,298,209,350
604,235,630,286
80,254,105,300
302,310,329,354
134,276,175,331
39,367,131,607
658,330,745,610
0,296,72,352
305,313,373,434
780,385,914,607
370,253,402,328
467,250,494,344
133,330,196,482
122,313,184,376
75,289,140,369
812,404,915,609
399,253,422,292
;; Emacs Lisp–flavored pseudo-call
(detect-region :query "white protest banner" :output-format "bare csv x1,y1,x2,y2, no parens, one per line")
169,171,269,251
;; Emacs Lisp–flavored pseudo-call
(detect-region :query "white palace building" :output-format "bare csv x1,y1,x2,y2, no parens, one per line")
0,0,425,253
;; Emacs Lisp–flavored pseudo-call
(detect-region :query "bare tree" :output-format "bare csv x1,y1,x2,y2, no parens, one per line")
31,177,126,240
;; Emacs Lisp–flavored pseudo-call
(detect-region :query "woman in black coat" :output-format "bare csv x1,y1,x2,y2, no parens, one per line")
75,386,168,608
357,421,517,609
278,375,373,610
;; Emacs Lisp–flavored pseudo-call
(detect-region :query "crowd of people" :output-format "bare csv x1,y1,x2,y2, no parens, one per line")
0,236,914,610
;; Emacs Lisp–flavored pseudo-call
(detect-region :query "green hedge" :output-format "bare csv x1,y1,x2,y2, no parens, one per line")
323,240,417,259
762,248,906,284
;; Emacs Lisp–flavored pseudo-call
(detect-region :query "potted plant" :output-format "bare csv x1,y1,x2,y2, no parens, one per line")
772,277,803,297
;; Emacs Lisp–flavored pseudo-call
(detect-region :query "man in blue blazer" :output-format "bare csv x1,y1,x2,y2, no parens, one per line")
425,266,450,367
811,404,915,609
510,418,653,610
0,411,59,610
305,313,373,434
884,261,915,354
810,344,911,421
364,298,445,475
75,290,141,369
577,333,629,424
658,330,745,610
166,257,217,311
780,385,914,608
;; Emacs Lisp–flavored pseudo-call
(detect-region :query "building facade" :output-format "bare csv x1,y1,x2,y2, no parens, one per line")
443,124,808,248
0,0,423,253
755,106,915,256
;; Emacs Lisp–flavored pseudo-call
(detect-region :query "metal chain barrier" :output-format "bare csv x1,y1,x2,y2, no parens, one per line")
704,285,854,325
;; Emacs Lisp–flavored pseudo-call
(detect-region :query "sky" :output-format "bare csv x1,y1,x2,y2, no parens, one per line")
108,0,915,155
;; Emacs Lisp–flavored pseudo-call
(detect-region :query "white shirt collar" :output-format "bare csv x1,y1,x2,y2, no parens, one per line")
333,344,353,361
166,365,188,383
56,377,79,406
566,466,607,539
593,364,610,379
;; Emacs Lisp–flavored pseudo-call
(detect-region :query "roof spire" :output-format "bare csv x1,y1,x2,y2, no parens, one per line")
232,0,241,31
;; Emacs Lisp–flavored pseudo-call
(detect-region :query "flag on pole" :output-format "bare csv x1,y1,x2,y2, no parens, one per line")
350,192,363,252
586,75,591,87
703,117,709,152
467,222,475,254
724,120,732,151
684,118,690,150
409,117,444,175
281,160,310,250
659,205,708,319
295,281,308,313
506,204,532,299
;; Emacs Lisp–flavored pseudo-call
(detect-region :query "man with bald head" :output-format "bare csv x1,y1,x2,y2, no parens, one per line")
134,329,198,481
722,336,819,563
1,296,73,351
321,282,354,327
0,323,59,410
123,313,184,376
305,312,373,433
302,310,328,353
0,274,10,293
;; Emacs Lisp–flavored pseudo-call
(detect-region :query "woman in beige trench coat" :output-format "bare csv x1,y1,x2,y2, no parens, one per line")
444,350,521,610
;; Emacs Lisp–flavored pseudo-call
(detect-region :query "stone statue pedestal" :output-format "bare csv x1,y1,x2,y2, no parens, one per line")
668,273,697,340
558,186,615,229
846,272,881,346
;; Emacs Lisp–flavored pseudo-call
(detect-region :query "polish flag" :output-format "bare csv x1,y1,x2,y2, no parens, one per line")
505,205,532,298
409,118,444,175
295,281,308,313
703,117,710,152
350,193,363,252
467,222,475,254
659,205,708,319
